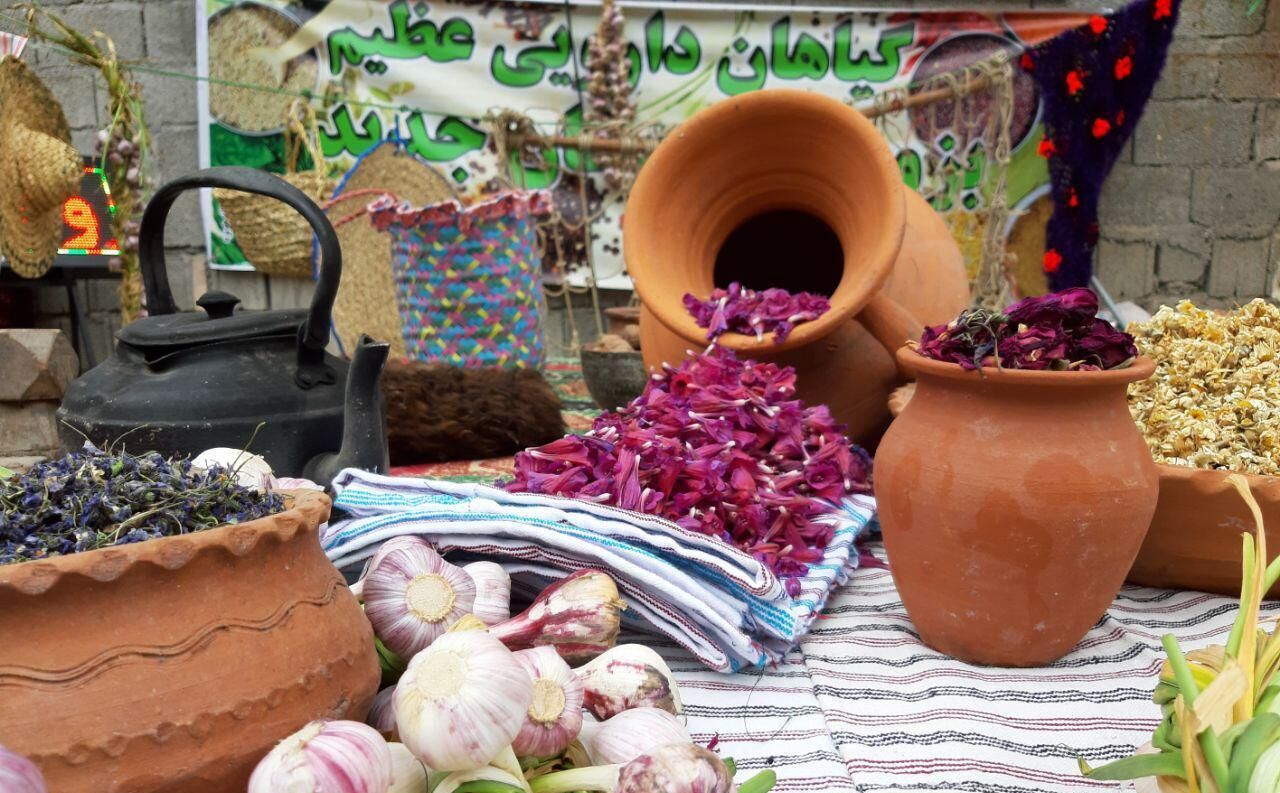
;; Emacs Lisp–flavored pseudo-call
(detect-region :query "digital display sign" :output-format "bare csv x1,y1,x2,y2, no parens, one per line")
57,159,120,260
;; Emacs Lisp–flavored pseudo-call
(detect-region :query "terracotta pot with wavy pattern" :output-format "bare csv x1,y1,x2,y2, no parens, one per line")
0,490,379,793
627,89,969,444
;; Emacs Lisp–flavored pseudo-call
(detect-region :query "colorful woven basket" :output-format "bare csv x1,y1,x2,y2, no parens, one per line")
370,191,548,369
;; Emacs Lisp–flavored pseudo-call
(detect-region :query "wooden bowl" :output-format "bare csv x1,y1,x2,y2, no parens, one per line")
1127,465,1280,597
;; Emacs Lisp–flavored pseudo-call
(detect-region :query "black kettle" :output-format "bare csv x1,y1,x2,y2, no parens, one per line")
57,167,390,483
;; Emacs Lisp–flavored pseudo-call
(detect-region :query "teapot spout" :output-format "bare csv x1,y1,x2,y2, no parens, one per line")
304,335,390,488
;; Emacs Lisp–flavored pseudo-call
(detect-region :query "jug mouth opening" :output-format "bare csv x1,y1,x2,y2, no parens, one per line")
713,209,844,298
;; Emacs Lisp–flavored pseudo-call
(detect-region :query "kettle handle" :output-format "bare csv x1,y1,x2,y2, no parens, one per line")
138,166,341,381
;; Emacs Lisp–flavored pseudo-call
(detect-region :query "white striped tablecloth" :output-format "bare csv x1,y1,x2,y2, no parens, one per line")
664,542,1278,793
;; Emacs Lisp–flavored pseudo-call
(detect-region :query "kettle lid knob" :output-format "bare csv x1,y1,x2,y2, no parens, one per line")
196,291,241,320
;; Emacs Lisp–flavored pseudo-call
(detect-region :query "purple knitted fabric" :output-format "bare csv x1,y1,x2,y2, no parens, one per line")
1023,0,1181,289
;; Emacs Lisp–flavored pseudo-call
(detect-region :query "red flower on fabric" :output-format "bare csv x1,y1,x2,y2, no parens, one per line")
1020,51,1035,71
1092,118,1112,138
1115,55,1133,79
1089,15,1108,34
1043,249,1063,273
1068,189,1080,208
1038,138,1057,158
1154,0,1172,20
1066,69,1085,95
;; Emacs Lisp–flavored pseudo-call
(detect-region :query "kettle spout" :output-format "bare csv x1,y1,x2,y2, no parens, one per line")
304,335,390,488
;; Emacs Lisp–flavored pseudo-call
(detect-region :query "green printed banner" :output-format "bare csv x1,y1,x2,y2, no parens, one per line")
198,0,1085,286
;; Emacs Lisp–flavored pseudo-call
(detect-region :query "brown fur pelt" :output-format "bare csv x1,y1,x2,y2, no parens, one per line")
380,361,566,466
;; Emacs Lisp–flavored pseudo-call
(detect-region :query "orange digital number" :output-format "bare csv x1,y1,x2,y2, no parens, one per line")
62,196,100,250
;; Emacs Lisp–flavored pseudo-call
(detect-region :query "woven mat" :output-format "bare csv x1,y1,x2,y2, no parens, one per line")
386,363,1252,792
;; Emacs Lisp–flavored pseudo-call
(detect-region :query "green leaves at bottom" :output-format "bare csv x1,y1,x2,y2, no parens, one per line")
1079,751,1187,781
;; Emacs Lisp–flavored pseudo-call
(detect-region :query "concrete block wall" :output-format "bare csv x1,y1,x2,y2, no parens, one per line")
1095,0,1280,310
6,0,1276,362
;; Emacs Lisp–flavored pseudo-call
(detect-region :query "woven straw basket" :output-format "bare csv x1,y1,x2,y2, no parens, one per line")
214,100,333,278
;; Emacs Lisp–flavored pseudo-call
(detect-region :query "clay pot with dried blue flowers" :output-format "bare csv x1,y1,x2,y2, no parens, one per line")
873,291,1160,666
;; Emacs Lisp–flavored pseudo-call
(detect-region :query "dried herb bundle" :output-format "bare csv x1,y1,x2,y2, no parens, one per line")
0,445,284,566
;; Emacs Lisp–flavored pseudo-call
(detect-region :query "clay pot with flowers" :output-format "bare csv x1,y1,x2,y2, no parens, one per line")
874,288,1159,666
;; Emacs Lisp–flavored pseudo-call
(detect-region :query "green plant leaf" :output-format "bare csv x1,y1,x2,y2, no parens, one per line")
1079,751,1187,780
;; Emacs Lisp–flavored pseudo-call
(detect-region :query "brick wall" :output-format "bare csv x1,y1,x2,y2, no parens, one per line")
7,0,1277,363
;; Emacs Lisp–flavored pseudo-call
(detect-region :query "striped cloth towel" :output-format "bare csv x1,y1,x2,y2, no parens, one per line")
321,469,876,672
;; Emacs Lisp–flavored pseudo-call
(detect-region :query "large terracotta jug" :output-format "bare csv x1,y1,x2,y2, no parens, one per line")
0,491,379,792
626,89,969,444
875,349,1160,666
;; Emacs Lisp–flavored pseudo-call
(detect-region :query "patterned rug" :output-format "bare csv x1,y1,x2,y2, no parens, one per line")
387,358,599,483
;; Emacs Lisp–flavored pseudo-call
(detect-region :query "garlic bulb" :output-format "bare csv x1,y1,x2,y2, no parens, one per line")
577,644,683,720
578,707,691,766
191,447,274,490
387,743,428,793
0,744,46,793
490,570,627,665
365,538,476,659
465,561,512,625
367,686,398,740
395,629,534,771
512,646,585,757
247,720,392,793
616,743,733,793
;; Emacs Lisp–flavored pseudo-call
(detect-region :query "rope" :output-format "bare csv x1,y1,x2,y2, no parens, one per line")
973,52,1014,311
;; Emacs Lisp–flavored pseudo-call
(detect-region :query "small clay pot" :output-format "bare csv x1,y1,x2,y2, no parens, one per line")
1128,465,1280,597
0,491,380,792
580,345,648,411
875,349,1159,666
604,306,641,337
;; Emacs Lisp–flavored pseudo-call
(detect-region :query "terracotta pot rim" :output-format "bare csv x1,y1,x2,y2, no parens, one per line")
580,346,645,361
0,489,330,595
626,88,907,356
895,346,1156,386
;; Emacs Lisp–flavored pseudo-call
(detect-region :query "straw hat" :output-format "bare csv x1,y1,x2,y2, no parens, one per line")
0,56,83,278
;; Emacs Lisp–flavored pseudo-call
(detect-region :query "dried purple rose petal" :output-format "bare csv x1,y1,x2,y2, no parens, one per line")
913,288,1137,372
505,346,872,587
684,282,831,344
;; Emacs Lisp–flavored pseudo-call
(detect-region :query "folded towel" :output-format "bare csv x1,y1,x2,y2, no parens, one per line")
322,469,875,672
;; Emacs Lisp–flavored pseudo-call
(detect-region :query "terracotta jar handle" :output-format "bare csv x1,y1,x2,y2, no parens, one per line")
856,293,924,378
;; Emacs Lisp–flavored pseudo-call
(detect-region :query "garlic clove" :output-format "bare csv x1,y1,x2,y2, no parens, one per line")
512,647,585,758
247,720,392,793
191,447,274,491
579,707,691,767
464,561,512,626
387,743,428,793
489,570,627,665
616,743,732,793
365,539,477,659
0,744,47,793
367,686,398,740
395,629,534,772
576,644,683,720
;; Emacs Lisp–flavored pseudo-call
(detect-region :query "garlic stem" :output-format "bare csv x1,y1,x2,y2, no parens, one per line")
527,764,620,793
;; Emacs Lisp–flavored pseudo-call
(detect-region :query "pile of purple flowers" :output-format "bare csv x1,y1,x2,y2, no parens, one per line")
506,346,872,593
0,445,284,566
683,282,831,343
914,287,1137,371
